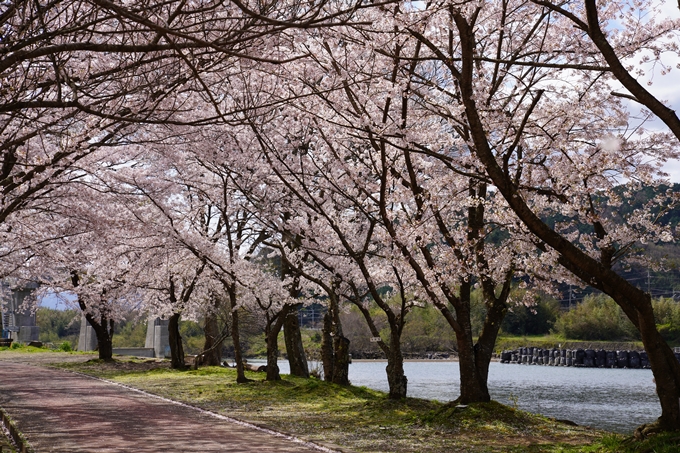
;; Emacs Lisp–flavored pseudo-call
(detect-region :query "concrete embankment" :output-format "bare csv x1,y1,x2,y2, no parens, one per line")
499,347,660,368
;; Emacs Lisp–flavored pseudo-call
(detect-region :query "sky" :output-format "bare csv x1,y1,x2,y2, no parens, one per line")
627,1,680,181
39,292,77,310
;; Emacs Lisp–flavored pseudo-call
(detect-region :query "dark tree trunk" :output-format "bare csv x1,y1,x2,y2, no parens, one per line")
456,338,490,403
284,304,309,378
265,324,281,381
265,306,289,381
168,312,185,369
385,331,407,399
473,284,509,395
454,281,490,404
355,299,406,398
644,332,680,433
201,312,222,366
321,311,335,382
231,307,249,383
321,309,351,385
332,335,351,385
71,273,115,361
327,291,351,385
223,283,248,382
88,315,114,362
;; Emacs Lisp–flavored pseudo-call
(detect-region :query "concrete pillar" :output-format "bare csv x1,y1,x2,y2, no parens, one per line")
18,326,40,343
77,313,98,351
145,317,170,358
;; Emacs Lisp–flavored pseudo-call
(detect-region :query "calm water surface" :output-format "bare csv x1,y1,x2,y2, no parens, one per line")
273,360,660,433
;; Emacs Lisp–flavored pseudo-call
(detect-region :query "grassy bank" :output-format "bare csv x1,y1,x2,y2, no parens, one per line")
493,335,644,354
51,357,675,453
3,346,679,452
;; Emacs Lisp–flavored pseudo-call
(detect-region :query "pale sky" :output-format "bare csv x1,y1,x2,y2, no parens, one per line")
631,1,680,181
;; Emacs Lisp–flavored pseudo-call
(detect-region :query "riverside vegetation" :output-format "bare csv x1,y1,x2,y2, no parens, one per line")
36,292,680,359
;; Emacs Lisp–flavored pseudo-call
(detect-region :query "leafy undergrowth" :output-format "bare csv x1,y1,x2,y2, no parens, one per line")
53,358,611,453
0,344,52,353
494,335,644,353
0,427,17,453
577,432,680,453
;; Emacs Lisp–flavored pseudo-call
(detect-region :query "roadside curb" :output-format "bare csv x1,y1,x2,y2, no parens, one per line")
0,406,32,453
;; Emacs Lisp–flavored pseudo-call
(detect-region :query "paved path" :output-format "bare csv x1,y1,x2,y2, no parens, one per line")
0,361,333,453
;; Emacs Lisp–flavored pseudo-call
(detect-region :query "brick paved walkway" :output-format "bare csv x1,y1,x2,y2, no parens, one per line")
0,360,335,453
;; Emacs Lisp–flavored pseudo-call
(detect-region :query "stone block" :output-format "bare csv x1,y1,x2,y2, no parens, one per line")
18,326,40,343
145,317,170,358
112,347,155,358
77,313,97,351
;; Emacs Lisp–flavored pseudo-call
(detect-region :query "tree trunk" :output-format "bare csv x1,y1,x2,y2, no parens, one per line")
168,312,185,369
630,294,680,433
473,288,509,397
332,335,351,386
231,307,249,383
385,330,407,399
265,323,281,381
88,315,114,362
328,292,351,385
265,307,289,381
223,283,248,382
456,332,490,403
72,274,114,361
321,310,351,385
201,312,221,366
284,304,309,378
321,311,334,382
454,282,490,404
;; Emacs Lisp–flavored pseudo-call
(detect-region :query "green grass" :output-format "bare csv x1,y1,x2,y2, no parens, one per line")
494,335,644,354
0,344,50,353
0,343,89,354
577,433,680,453
8,350,680,452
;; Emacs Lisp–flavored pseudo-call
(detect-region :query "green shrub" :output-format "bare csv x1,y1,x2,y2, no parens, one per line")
553,294,639,341
37,308,80,342
653,297,680,344
59,341,73,352
401,305,455,353
501,292,559,336
112,318,147,347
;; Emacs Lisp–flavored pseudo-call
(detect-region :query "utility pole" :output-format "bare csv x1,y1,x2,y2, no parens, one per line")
568,284,572,309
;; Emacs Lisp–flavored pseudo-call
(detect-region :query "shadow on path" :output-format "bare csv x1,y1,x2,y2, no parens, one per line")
0,360,335,453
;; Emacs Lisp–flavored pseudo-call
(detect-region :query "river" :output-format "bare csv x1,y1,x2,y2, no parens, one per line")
272,359,660,433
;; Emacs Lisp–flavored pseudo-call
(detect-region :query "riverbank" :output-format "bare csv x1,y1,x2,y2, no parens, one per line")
3,350,680,452
53,357,602,453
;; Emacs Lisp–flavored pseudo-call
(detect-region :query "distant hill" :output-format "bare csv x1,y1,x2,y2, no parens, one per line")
555,183,680,307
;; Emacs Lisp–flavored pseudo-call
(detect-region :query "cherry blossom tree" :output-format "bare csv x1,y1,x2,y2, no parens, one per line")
392,0,680,432
231,10,555,404
18,184,157,361
0,0,368,281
